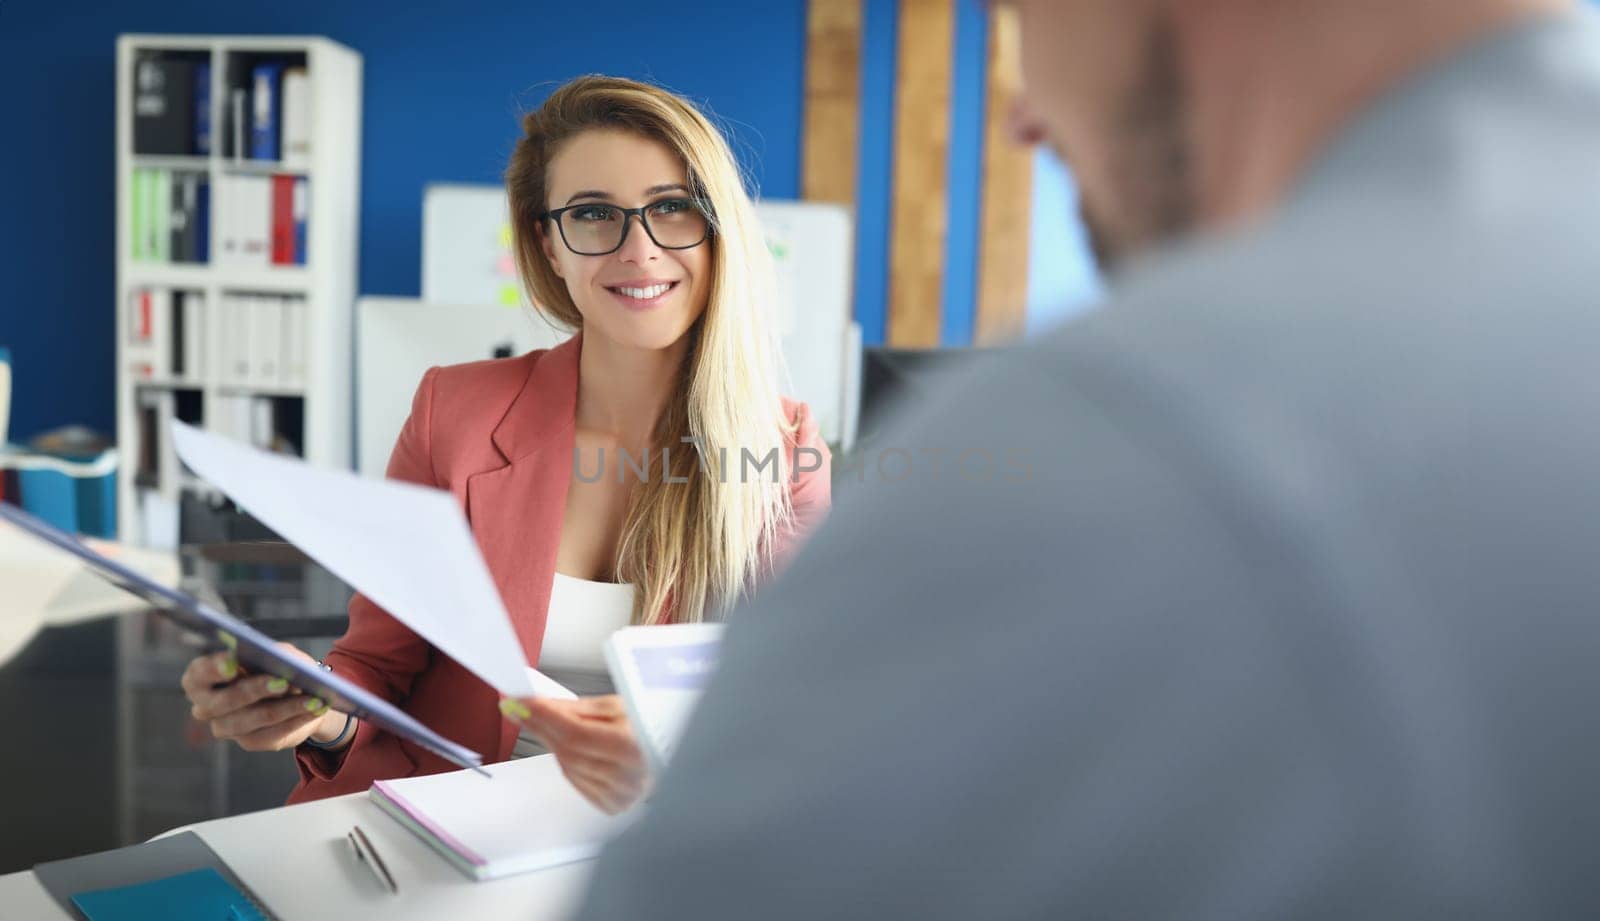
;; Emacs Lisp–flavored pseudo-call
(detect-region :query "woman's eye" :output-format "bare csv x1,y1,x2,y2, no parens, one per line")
650,200,689,215
572,206,618,222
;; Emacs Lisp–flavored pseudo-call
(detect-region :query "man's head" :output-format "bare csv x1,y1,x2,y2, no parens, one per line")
1001,0,1568,271
1005,0,1194,270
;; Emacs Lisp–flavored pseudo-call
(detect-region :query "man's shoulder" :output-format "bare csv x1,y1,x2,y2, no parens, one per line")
1035,194,1600,399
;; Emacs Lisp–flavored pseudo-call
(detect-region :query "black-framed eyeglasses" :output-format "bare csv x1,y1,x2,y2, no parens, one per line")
540,198,712,256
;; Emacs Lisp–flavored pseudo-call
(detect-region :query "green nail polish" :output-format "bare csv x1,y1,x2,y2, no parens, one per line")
305,698,325,713
218,657,238,680
499,698,531,720
216,630,238,651
267,678,289,694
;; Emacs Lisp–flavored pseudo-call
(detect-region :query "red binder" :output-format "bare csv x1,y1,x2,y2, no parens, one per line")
129,289,155,379
270,174,296,265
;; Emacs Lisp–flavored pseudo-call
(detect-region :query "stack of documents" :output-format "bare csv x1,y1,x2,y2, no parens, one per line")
369,754,632,881
171,421,546,702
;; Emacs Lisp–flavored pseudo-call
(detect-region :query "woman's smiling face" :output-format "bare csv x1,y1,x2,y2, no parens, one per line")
539,128,713,352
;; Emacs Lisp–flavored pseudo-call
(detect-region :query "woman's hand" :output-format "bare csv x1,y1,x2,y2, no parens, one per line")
180,643,345,752
502,695,650,814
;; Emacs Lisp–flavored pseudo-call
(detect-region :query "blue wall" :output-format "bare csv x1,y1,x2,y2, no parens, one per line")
853,0,898,348
0,1,807,441
0,0,1102,445
940,0,989,347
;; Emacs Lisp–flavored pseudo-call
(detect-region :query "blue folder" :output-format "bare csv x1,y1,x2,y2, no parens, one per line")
34,831,275,921
73,868,267,921
0,502,486,774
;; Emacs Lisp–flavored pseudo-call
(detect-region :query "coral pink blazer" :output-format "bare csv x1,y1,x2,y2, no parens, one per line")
288,334,831,803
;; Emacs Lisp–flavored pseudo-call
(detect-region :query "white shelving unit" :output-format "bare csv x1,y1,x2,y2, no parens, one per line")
112,34,362,843
114,34,362,545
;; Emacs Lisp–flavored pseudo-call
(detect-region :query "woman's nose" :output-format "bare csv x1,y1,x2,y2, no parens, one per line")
616,213,663,262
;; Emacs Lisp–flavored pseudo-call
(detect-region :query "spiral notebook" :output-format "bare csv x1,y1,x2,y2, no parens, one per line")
33,831,277,921
370,753,632,881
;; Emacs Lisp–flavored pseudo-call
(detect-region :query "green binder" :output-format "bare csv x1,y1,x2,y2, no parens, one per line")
151,169,170,263
131,168,146,262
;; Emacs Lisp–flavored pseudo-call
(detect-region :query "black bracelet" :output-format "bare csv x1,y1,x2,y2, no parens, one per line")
301,659,353,750
302,710,355,750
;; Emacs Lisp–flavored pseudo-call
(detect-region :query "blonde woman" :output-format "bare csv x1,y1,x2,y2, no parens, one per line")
178,75,831,814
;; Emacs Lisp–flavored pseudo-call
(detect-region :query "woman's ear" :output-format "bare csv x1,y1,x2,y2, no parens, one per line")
537,222,566,280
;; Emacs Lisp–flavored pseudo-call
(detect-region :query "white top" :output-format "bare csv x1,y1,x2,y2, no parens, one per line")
514,573,636,758
538,572,637,673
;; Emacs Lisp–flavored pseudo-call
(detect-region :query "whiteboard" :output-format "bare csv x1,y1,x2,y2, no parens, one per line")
420,184,858,448
356,296,569,478
421,183,529,308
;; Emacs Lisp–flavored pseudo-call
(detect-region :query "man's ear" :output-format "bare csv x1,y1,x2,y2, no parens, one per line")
536,222,565,279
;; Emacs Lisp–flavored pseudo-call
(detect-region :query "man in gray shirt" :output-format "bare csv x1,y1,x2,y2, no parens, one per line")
576,0,1600,917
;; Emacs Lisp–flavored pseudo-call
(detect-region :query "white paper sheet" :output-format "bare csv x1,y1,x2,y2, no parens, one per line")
0,522,185,665
0,521,61,664
172,421,543,698
527,666,578,701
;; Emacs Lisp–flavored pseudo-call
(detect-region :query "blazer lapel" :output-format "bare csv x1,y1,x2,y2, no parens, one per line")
465,334,581,757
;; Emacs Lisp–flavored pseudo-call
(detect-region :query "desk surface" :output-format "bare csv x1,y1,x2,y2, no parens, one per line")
0,777,597,920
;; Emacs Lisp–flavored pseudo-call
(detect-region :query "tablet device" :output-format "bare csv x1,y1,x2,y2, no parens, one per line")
603,623,724,772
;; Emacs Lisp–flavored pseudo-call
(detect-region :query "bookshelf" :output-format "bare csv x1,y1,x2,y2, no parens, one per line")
114,34,362,546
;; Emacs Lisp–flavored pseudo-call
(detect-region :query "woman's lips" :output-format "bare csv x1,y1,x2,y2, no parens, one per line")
605,280,680,311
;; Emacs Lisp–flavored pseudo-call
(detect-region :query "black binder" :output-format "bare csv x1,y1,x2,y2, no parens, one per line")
132,55,196,156
170,173,201,263
171,290,187,377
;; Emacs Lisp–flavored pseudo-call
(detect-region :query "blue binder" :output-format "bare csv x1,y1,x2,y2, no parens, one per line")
195,177,211,263
249,63,284,161
293,177,308,264
194,61,212,155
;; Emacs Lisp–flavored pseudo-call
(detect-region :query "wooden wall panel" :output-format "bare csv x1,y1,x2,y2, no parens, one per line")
803,0,863,207
975,4,1033,345
887,0,954,348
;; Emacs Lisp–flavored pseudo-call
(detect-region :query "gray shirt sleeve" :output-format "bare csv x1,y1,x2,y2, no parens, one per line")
571,347,1401,921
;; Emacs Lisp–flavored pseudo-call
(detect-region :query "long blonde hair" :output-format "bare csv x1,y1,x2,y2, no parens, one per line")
505,75,794,625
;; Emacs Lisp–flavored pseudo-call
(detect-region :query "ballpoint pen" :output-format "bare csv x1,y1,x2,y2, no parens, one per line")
348,825,400,894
